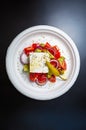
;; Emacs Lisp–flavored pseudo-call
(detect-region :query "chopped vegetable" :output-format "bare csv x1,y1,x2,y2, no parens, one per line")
50,59,59,68
40,43,45,47
29,73,39,81
44,42,51,49
35,48,42,52
46,61,66,80
58,68,64,75
58,56,67,70
47,69,53,78
35,74,47,86
46,61,60,76
20,42,67,86
46,50,54,59
23,64,29,72
48,48,55,56
32,43,39,49
48,75,56,83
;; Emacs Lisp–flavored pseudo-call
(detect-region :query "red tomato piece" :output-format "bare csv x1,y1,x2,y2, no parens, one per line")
54,51,61,59
61,60,67,70
48,48,55,55
51,46,61,59
37,74,47,82
50,60,59,68
52,46,59,52
48,75,56,83
44,42,51,49
29,73,39,81
35,73,47,85
24,47,34,55
32,43,39,49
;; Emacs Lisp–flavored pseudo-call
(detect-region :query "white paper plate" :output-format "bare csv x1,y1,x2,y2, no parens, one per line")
6,25,80,100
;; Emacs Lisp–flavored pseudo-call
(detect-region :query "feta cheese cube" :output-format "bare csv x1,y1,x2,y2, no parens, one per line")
29,52,50,73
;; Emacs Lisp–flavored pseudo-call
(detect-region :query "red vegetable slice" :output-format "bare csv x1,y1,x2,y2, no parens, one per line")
48,48,55,56
44,42,51,49
24,47,34,55
35,73,47,86
54,51,61,59
32,43,39,49
52,46,61,59
50,60,59,68
29,73,39,82
48,75,56,83
52,46,59,52
58,57,67,70
61,60,67,70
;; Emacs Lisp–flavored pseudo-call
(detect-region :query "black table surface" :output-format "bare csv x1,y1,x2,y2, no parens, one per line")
1,0,86,130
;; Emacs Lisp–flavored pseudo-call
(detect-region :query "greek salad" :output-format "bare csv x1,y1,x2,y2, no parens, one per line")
20,42,67,86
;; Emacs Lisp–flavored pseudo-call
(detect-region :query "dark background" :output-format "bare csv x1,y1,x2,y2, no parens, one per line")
0,0,86,130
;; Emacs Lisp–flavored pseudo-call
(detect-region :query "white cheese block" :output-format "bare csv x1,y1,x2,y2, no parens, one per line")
29,52,50,73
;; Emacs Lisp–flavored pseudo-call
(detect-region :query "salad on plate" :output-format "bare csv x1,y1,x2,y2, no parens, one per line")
20,42,67,86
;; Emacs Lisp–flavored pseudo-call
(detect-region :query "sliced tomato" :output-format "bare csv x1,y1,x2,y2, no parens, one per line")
44,42,51,49
48,75,56,83
61,60,67,70
50,60,59,68
54,51,61,59
35,73,47,86
58,57,67,70
37,73,47,82
48,46,61,59
24,47,34,55
52,45,59,52
48,48,55,55
32,43,39,49
29,73,39,82
51,46,61,59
